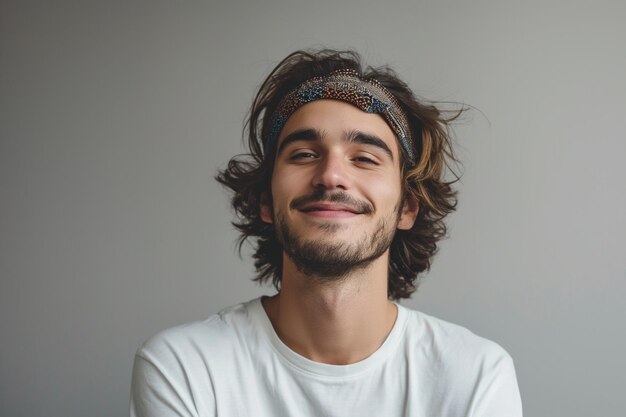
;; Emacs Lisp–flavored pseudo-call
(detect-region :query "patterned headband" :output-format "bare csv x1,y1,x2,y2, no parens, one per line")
265,69,416,164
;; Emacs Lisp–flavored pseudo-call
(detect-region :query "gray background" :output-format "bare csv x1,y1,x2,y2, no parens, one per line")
2,1,625,416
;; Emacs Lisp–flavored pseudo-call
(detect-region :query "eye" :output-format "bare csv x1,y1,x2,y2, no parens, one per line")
289,151,318,160
353,155,379,165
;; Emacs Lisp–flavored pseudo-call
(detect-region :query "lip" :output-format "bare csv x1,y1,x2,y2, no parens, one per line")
299,203,361,218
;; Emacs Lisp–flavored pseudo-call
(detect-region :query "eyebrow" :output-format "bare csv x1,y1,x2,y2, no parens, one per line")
276,129,320,156
346,130,394,161
276,128,394,161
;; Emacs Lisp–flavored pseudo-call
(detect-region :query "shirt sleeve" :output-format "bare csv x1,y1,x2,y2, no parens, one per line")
130,353,205,417
468,352,523,417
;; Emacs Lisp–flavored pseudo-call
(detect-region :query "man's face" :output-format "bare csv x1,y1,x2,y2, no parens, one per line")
260,99,418,278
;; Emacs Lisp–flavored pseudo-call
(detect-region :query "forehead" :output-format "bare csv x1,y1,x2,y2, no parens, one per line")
276,99,401,155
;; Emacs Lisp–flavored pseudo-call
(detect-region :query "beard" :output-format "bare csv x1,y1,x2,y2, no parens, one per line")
273,191,402,279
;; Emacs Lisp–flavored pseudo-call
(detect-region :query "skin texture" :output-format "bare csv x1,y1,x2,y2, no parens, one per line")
260,99,419,365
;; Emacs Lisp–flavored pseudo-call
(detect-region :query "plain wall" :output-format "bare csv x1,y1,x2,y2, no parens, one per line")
1,1,625,416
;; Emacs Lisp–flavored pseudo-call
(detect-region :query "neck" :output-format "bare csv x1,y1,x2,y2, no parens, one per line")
262,252,398,365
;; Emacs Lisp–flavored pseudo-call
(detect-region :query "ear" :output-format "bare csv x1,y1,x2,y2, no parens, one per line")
397,196,419,230
259,192,273,224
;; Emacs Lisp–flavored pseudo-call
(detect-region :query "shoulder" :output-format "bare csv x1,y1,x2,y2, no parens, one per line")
399,306,522,414
135,298,260,369
401,305,516,373
130,300,262,417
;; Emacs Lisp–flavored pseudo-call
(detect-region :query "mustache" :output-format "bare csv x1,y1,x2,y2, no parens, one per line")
290,189,374,215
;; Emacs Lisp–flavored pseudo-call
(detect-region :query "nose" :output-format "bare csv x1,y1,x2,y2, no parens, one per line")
311,152,351,191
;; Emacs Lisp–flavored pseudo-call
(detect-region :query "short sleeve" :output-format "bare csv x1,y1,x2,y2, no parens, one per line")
130,353,200,417
468,352,523,417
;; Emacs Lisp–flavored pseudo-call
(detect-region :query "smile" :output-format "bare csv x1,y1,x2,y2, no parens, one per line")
299,203,362,218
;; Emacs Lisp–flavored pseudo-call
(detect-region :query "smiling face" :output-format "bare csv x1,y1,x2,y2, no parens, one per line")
260,99,418,278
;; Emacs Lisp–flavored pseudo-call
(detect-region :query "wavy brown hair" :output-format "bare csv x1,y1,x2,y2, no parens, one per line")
216,49,464,300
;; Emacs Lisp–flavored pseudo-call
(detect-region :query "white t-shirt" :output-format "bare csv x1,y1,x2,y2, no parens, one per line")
130,297,522,417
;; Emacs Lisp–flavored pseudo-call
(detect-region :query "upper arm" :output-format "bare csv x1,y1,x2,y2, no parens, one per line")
130,353,198,417
130,345,217,417
468,352,523,417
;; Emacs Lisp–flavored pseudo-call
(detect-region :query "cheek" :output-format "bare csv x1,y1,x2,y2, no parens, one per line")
368,177,402,205
266,177,293,217
271,171,303,200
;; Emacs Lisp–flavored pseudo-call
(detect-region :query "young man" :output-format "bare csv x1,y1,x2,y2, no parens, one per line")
130,50,523,416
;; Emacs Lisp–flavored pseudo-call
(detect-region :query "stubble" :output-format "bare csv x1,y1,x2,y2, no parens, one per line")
274,191,402,280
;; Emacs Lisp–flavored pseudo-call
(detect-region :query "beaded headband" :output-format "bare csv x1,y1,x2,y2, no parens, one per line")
265,69,416,164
